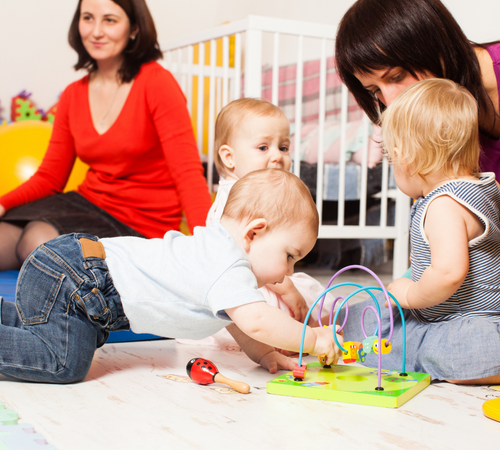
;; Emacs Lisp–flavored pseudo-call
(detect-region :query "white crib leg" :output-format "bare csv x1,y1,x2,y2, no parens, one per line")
392,190,411,279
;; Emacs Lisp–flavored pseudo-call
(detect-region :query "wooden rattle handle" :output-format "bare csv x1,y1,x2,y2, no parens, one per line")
213,373,250,394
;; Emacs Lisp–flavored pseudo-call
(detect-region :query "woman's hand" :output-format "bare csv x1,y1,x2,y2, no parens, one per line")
0,204,5,218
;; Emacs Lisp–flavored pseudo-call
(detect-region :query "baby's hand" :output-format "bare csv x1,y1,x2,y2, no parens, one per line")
276,281,309,323
259,351,297,374
386,278,414,308
311,325,343,366
275,348,302,357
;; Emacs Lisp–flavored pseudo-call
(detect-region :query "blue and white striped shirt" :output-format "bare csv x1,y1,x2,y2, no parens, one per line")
410,173,500,323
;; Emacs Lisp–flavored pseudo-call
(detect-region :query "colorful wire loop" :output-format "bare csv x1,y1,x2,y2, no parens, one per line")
297,265,407,389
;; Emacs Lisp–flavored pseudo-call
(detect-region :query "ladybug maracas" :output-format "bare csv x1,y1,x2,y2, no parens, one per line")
186,358,250,394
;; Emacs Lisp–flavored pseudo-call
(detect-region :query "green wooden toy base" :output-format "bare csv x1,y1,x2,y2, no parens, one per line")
267,363,430,408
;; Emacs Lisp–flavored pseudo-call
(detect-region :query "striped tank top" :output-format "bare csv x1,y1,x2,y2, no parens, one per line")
410,173,500,323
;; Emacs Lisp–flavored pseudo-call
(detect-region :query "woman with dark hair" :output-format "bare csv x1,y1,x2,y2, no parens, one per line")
0,0,212,270
334,0,500,384
335,0,500,178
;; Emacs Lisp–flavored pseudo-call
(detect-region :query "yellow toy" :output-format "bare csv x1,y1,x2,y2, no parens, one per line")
373,338,392,355
483,398,500,422
342,341,362,364
0,121,88,197
318,354,328,366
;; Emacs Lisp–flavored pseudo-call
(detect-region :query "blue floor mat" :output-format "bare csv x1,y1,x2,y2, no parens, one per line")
0,271,164,344
0,271,17,303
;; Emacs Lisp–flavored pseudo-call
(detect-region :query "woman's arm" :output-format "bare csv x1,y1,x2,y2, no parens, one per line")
389,195,473,309
146,66,212,232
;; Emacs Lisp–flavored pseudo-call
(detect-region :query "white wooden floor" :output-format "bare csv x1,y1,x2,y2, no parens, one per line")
1,264,499,449
0,339,499,450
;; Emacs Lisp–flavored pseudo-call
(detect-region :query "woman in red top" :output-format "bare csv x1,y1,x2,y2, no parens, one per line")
0,0,212,270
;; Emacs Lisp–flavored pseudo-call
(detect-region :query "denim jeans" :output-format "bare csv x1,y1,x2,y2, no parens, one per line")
0,233,129,383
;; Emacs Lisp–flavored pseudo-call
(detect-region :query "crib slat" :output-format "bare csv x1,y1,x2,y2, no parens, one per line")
217,78,222,116
359,115,370,227
222,36,229,108
337,84,349,227
234,33,242,100
244,29,262,97
187,45,194,117
380,156,389,227
207,39,217,194
176,48,182,86
393,189,411,277
293,35,304,179
166,50,172,72
272,32,280,106
196,43,205,160
178,48,186,94
316,38,327,227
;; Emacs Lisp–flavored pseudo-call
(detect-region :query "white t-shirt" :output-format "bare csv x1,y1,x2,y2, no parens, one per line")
206,177,236,225
101,221,265,339
205,175,327,317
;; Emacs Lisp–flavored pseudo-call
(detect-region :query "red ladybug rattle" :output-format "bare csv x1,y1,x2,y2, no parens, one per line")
186,358,250,394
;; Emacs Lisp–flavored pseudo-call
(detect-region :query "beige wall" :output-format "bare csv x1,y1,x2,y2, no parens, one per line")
0,0,499,116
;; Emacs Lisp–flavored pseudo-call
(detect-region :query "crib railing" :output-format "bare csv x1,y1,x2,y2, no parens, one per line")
161,15,410,278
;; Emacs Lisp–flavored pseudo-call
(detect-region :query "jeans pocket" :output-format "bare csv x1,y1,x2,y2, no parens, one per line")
17,256,65,325
78,288,111,328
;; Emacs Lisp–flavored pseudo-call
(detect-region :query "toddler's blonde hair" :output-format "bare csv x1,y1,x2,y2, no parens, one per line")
214,98,288,177
223,168,319,234
381,78,480,178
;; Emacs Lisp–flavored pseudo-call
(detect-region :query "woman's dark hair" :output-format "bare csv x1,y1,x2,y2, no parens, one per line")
68,0,163,82
335,0,494,133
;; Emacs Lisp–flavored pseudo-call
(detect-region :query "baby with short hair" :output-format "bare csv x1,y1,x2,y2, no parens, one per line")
0,169,343,383
210,98,329,322
178,99,331,350
339,79,500,384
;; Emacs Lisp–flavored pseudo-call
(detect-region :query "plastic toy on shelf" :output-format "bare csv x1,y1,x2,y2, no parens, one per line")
267,265,431,408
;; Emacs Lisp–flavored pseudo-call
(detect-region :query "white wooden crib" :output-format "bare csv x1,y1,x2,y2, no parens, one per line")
160,15,411,278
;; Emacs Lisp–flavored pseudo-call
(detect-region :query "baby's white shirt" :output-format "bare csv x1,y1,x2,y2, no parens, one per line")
206,177,236,225
101,221,265,339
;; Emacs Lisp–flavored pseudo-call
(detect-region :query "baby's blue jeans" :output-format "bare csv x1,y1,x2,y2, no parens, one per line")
0,233,129,383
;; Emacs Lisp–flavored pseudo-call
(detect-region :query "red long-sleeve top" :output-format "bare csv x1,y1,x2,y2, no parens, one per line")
0,62,212,238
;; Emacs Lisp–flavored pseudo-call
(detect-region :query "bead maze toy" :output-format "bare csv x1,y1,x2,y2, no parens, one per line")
186,357,251,394
267,265,431,408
